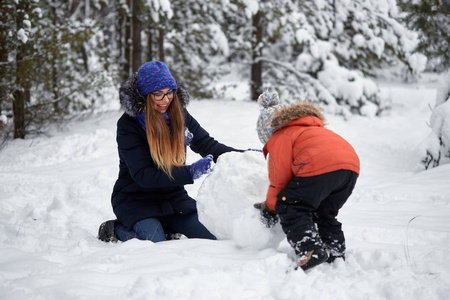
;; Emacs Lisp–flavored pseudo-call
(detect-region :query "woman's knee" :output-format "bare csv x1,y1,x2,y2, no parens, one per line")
134,218,166,242
166,213,216,240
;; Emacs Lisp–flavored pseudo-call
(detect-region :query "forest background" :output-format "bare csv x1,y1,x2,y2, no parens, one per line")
0,0,449,169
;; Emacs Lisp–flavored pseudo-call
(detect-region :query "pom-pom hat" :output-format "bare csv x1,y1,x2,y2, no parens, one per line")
256,90,282,145
137,61,178,96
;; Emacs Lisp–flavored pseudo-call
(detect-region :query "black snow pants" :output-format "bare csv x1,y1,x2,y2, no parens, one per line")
275,169,358,257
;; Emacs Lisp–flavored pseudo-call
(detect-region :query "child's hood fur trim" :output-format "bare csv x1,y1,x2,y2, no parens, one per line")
271,101,326,128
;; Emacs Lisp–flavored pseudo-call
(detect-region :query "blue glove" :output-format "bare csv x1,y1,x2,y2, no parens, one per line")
185,127,193,146
190,155,213,180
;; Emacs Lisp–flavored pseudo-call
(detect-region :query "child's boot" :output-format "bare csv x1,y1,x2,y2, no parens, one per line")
324,241,346,263
296,248,329,271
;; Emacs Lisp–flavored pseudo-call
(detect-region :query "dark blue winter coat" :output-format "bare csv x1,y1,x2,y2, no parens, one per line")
111,74,237,230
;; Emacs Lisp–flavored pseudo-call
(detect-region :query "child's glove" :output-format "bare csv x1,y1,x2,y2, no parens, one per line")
254,202,278,228
190,155,213,180
185,127,193,146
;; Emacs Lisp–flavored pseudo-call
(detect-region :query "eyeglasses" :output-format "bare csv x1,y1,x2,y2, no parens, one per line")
151,90,176,101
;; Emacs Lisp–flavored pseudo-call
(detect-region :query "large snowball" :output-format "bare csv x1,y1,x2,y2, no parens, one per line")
196,151,285,250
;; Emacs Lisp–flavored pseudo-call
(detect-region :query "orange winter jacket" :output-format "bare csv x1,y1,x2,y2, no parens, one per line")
262,102,360,211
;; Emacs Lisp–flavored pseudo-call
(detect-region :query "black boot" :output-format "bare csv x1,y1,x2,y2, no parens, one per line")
324,241,346,263
98,220,119,243
326,252,345,263
297,248,329,271
165,233,183,240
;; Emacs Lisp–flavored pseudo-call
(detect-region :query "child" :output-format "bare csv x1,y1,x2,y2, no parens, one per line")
254,91,360,271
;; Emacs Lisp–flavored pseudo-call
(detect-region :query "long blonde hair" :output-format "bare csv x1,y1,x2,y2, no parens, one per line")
145,94,186,178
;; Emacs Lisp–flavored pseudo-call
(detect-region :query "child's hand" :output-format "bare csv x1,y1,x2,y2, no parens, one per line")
254,202,278,228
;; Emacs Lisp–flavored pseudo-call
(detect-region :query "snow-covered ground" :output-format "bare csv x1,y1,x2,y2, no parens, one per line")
1,76,449,300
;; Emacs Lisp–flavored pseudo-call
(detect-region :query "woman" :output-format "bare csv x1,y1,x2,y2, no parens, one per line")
98,61,241,243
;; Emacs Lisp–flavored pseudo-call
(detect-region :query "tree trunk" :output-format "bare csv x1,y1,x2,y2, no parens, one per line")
117,2,127,81
131,0,142,71
147,29,153,61
12,0,30,139
158,28,164,62
51,4,60,113
13,39,31,139
12,89,25,139
13,40,27,139
0,2,13,125
250,10,263,101
122,0,131,81
0,43,6,123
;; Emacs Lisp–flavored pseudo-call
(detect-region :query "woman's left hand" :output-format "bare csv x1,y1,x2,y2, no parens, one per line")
190,155,213,180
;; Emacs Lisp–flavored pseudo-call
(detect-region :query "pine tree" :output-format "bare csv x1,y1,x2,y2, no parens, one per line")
102,0,226,98
217,0,426,116
0,0,41,139
398,0,450,72
217,0,286,100
167,0,224,97
423,72,450,169
0,1,16,136
0,0,106,140
397,1,450,168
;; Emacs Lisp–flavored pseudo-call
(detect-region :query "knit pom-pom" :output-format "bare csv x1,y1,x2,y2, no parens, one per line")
258,90,279,109
256,90,282,145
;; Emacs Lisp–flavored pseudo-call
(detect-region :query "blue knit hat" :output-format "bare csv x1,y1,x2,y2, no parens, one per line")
256,91,281,145
137,61,178,96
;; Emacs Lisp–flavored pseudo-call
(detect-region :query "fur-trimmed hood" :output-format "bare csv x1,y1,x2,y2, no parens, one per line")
271,101,326,129
119,72,190,117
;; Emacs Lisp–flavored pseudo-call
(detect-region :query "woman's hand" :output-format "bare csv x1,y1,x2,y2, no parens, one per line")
190,155,213,180
185,127,193,146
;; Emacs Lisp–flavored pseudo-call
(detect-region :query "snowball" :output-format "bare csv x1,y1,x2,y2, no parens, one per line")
197,151,285,250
